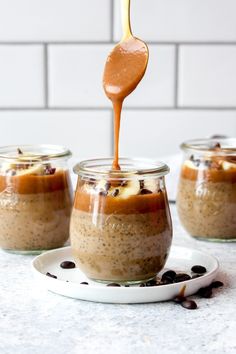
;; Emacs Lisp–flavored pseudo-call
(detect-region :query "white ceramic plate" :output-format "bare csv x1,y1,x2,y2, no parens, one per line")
32,246,219,304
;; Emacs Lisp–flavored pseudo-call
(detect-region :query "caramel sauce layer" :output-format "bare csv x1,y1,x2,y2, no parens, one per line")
74,190,167,215
0,170,71,194
181,165,236,183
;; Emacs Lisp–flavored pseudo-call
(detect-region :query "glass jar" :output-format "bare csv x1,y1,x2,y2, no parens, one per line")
0,145,73,254
70,158,172,284
177,138,236,242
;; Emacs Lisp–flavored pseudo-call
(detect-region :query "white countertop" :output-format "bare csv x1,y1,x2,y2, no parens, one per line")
0,205,235,354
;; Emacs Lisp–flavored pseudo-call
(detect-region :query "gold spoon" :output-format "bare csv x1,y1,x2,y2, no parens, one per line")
103,0,149,170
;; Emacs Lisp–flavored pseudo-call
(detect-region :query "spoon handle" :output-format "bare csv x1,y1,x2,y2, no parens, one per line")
121,0,132,40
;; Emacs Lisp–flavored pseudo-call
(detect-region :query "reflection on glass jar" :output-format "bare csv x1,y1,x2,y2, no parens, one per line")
0,145,73,254
177,138,236,242
70,158,172,284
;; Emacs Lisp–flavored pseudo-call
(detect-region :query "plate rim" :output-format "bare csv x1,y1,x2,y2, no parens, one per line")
31,245,219,291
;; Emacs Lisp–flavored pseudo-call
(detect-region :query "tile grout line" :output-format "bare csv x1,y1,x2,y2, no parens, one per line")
44,44,48,108
0,107,236,111
110,0,114,43
174,44,179,108
1,41,236,45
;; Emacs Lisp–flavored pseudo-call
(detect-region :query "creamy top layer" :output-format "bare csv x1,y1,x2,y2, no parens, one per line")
0,170,71,194
181,158,236,183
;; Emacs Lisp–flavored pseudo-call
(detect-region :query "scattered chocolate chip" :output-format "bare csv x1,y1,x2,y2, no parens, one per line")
98,190,108,197
124,284,130,287
107,283,121,287
210,281,224,289
139,180,145,189
80,282,89,285
162,270,176,281
192,274,203,279
191,265,207,274
173,295,186,304
181,300,197,310
197,286,213,298
60,261,76,269
139,283,146,287
17,148,23,155
140,188,152,195
146,279,157,287
46,272,57,279
112,189,119,197
174,273,191,283
104,182,111,191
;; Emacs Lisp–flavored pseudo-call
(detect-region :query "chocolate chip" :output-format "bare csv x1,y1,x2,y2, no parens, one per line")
162,270,176,281
80,282,89,285
174,273,191,283
181,300,197,310
139,283,146,287
146,279,157,287
17,148,23,155
192,274,203,279
88,178,96,185
210,281,224,289
46,272,57,279
210,142,221,149
139,180,144,189
98,190,108,196
112,189,119,197
124,285,130,287
45,166,56,175
197,286,213,298
204,160,212,168
140,188,152,195
190,155,194,161
191,265,207,274
106,283,121,287
161,275,173,284
104,182,111,191
120,180,128,187
60,261,76,269
193,159,201,167
173,295,186,304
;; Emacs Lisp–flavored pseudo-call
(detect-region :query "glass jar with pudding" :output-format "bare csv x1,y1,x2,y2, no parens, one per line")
177,138,236,242
0,145,73,254
70,158,172,284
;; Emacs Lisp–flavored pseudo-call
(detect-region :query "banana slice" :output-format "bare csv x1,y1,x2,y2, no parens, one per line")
16,164,45,176
222,161,236,171
143,178,159,193
184,160,198,170
115,179,140,198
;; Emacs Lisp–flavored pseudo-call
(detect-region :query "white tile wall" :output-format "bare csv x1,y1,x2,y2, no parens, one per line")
0,0,111,41
48,45,111,107
124,46,175,108
48,45,175,108
0,0,235,157
0,111,112,158
120,110,236,157
178,46,236,107
0,45,44,107
114,0,236,42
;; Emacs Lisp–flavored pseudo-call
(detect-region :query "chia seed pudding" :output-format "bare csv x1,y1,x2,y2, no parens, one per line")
70,158,172,284
177,139,236,241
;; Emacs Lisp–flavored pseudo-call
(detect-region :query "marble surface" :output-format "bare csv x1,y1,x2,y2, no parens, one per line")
0,205,236,354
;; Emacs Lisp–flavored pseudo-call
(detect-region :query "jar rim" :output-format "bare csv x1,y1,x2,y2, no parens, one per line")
181,138,236,155
0,144,72,162
73,158,169,179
